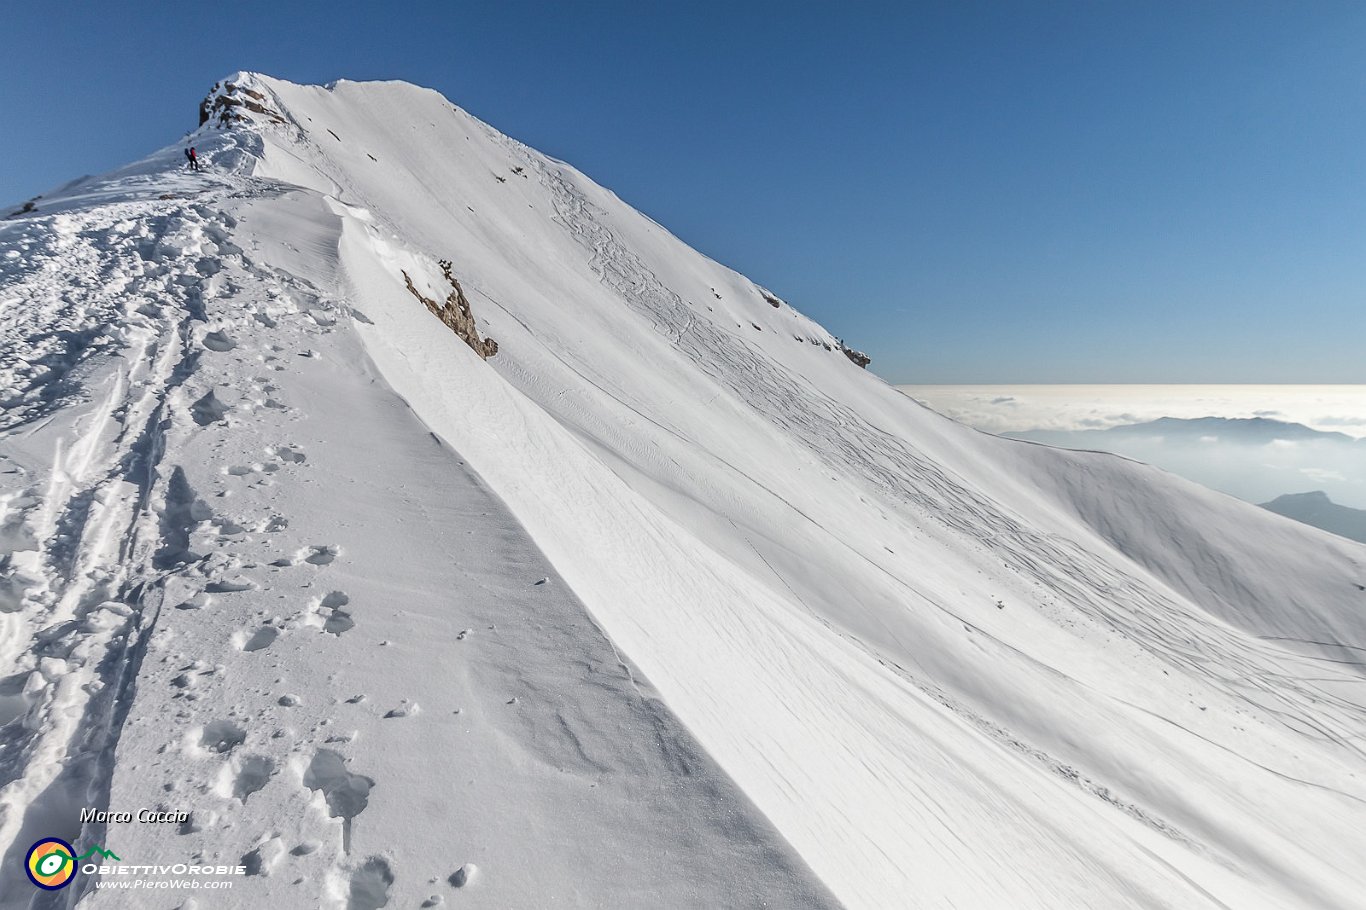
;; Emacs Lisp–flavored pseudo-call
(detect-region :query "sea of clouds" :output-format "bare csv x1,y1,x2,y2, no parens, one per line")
900,385,1366,509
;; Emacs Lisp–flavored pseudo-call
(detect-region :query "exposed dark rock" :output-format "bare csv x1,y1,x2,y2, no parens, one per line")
4,200,37,220
401,261,499,359
839,342,871,368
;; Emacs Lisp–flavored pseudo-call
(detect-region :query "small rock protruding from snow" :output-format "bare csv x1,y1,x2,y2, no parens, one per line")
838,341,871,368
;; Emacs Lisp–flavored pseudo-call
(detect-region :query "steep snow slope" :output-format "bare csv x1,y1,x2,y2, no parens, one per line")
0,95,836,910
3,73,1366,909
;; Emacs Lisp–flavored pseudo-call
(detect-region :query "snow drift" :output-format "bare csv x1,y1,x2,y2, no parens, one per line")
1,73,1364,909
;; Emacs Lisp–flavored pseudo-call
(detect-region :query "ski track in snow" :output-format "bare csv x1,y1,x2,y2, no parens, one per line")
0,198,224,847
2,72,1366,909
511,128,1366,814
0,185,372,904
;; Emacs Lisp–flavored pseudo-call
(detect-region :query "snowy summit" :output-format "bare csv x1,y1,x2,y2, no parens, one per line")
1,73,1365,909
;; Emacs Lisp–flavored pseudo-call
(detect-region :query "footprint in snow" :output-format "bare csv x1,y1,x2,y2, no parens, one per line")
266,444,306,464
225,462,279,477
323,609,355,636
170,660,217,694
178,810,214,835
175,592,212,611
306,592,355,635
212,516,248,538
218,753,275,803
348,857,394,910
238,626,280,652
198,719,246,754
320,591,350,609
190,390,231,426
303,544,338,566
201,330,236,352
170,672,199,694
205,577,256,594
241,836,284,876
304,750,374,855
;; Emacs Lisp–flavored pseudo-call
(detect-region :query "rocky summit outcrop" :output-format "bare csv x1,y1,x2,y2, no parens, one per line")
401,260,499,359
200,80,288,128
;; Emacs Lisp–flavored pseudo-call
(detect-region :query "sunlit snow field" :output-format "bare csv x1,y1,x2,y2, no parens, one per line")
4,73,1365,909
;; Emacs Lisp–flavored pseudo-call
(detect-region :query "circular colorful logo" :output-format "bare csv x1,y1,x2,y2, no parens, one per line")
25,838,76,890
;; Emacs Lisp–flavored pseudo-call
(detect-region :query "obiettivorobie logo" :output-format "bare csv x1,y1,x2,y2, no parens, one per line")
24,839,120,890
23,838,244,893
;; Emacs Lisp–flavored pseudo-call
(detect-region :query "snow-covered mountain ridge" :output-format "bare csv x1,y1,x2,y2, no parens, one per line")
2,73,1364,909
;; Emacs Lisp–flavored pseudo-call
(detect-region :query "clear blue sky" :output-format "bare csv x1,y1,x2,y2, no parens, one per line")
3,2,1363,383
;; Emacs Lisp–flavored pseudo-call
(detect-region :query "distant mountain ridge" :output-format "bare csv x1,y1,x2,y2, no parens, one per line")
1012,415,1363,445
1262,491,1366,544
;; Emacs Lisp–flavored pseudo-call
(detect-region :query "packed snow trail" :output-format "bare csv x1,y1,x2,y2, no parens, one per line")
1,73,1365,909
0,200,234,888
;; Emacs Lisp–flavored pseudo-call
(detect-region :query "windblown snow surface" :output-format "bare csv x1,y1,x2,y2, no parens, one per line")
2,74,1365,909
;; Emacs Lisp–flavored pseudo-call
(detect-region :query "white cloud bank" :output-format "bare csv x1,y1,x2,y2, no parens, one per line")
898,385,1366,509
898,384,1366,438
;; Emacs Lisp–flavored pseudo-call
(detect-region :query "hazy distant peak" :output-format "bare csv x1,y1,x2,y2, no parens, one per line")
1015,415,1358,444
1264,490,1333,506
1132,416,1354,442
1261,490,1366,544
